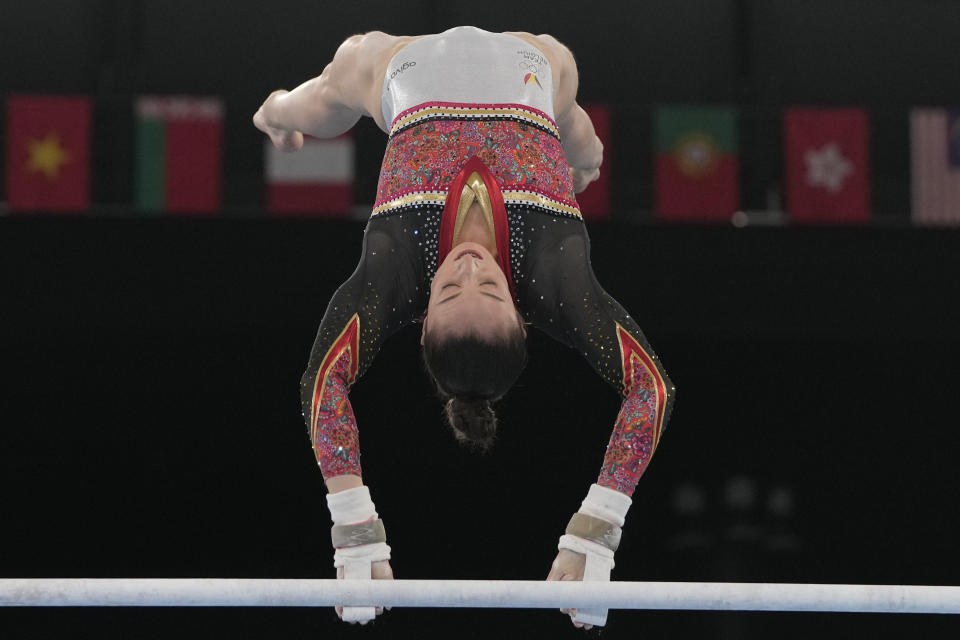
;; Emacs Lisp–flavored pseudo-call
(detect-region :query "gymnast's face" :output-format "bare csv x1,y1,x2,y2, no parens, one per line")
422,242,524,342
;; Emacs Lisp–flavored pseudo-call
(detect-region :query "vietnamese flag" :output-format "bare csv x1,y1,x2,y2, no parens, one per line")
5,95,91,212
784,108,870,223
136,96,224,214
654,106,739,221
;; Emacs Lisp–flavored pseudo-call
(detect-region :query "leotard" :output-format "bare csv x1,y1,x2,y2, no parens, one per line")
299,27,675,496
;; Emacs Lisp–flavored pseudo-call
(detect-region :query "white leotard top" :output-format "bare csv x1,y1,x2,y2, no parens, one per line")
380,26,555,129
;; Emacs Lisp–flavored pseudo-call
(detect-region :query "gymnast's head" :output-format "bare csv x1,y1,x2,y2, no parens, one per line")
421,241,527,450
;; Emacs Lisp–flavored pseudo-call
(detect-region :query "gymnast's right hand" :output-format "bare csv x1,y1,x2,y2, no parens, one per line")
252,90,304,152
335,559,394,621
326,483,393,624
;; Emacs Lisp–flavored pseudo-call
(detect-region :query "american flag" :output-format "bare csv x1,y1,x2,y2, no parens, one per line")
911,109,960,225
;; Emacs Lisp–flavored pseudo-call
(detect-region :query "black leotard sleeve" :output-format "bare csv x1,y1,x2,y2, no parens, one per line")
298,216,428,480
518,217,676,495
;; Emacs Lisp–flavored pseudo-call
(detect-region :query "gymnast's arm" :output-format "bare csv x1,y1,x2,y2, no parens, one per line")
253,31,397,149
296,222,423,622
299,222,425,492
525,228,676,498
528,224,675,626
536,35,603,193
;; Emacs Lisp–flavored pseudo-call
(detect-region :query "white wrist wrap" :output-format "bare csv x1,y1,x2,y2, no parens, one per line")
578,484,632,527
326,486,378,525
325,485,389,624
557,484,631,628
557,535,615,568
557,534,615,627
333,542,391,568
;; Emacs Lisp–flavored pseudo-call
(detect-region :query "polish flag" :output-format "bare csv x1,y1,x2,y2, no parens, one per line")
265,135,354,216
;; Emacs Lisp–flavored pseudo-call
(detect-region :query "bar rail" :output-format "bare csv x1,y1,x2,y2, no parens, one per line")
2,579,960,613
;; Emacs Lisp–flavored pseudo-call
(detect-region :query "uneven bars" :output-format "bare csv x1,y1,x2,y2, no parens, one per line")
2,579,960,613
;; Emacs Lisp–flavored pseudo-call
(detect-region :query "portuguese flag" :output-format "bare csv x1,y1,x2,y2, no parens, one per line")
654,106,739,221
135,96,223,214
5,95,92,212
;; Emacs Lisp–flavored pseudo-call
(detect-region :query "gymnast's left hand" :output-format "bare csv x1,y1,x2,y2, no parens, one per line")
570,167,600,194
335,559,394,621
253,91,304,152
546,549,593,630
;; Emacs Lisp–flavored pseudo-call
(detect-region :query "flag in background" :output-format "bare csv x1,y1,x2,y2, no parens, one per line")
5,95,91,212
576,104,611,221
911,108,960,225
654,106,739,221
784,108,870,223
265,135,354,216
136,96,224,214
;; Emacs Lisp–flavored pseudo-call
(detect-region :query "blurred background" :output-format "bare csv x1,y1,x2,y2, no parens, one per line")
1,2,959,639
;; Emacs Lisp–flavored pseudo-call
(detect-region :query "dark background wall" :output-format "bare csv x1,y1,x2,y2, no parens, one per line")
2,3,960,639
2,219,960,639
2,1,960,215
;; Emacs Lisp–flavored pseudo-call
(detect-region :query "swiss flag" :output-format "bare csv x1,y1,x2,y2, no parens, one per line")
5,96,91,212
784,108,870,223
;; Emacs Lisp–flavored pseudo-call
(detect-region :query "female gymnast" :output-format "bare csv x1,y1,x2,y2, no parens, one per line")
254,26,675,628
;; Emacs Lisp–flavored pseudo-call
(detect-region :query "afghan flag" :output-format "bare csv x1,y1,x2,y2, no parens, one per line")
136,96,224,214
784,108,870,223
5,95,91,212
911,108,960,226
265,135,354,216
654,106,739,221
576,104,611,221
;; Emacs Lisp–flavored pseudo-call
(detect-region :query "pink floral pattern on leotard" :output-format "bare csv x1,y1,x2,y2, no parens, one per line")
375,117,577,210
598,364,659,495
597,324,668,496
312,347,363,479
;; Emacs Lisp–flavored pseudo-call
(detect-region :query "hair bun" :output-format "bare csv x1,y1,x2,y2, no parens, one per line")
444,397,497,451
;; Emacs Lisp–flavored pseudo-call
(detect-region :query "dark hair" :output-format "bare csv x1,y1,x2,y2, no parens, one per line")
422,324,527,451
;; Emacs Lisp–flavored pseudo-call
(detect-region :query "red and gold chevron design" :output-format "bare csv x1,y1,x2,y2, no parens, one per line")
616,322,668,448
309,313,360,444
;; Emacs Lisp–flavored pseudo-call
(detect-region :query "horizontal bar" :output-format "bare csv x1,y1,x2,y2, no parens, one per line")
2,579,960,613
